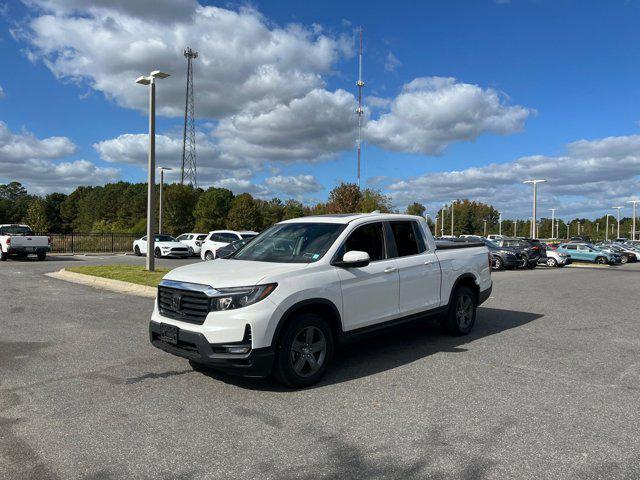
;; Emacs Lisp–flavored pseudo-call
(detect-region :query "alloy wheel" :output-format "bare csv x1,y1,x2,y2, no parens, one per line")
456,295,473,329
290,326,327,378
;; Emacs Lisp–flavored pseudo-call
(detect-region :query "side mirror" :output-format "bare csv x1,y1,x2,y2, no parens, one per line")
334,250,370,268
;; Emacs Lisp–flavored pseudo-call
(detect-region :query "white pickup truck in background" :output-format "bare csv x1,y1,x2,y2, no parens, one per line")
150,213,492,388
0,224,50,261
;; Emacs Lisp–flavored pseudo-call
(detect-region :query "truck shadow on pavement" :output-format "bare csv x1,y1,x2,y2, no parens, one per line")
196,307,543,391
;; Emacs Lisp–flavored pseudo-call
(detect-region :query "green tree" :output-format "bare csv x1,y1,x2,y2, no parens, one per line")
226,193,262,231
24,198,51,233
193,187,234,232
326,183,361,213
44,192,68,233
359,188,393,213
258,198,284,229
283,199,305,220
162,184,200,235
405,202,426,217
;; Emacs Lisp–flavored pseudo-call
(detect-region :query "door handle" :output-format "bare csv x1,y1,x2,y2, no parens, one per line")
384,267,397,273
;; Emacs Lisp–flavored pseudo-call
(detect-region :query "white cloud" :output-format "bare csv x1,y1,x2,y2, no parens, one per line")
0,85,4,98
212,178,272,199
366,77,532,155
265,174,323,195
19,2,351,119
385,134,640,218
384,52,401,72
214,88,356,163
0,121,76,162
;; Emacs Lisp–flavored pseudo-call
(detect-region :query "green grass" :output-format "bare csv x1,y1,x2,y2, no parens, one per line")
66,265,169,287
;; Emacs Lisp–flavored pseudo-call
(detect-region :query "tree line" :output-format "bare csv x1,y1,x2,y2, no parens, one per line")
1,181,635,239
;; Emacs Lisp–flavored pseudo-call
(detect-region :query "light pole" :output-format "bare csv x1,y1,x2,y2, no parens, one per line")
483,219,487,236
158,166,173,234
523,179,546,238
136,70,170,271
513,220,517,237
549,208,557,239
441,204,445,237
628,200,639,241
434,215,438,237
612,206,623,239
450,200,455,237
605,214,614,241
498,212,502,236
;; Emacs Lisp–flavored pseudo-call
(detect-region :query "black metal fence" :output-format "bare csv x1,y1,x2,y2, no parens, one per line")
39,233,138,254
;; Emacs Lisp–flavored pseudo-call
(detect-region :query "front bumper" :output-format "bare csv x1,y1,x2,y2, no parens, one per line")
149,321,275,377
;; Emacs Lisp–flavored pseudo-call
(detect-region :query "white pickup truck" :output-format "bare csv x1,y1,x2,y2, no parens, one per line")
0,224,50,261
149,213,492,387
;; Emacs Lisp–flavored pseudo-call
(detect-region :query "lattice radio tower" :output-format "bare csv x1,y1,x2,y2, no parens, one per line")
355,27,365,188
181,47,198,187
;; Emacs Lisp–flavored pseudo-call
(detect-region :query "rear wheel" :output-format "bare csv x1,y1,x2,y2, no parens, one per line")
620,255,628,264
204,251,215,261
546,257,557,267
526,261,537,269
491,256,503,271
595,256,607,265
134,245,141,256
1,250,7,261
37,252,46,261
441,286,476,336
154,247,162,258
273,313,334,388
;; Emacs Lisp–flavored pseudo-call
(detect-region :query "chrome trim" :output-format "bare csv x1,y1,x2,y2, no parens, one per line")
159,279,220,297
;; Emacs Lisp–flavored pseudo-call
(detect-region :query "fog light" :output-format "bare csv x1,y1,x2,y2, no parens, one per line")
226,346,250,354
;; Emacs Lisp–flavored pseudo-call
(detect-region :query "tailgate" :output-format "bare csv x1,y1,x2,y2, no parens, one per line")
10,236,49,247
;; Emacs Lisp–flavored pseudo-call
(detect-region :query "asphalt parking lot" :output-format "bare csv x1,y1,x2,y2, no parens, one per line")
1,255,639,479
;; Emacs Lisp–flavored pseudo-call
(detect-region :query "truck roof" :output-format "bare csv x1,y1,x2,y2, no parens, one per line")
279,213,425,225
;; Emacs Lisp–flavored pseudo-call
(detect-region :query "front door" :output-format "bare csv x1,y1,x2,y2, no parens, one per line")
336,222,400,331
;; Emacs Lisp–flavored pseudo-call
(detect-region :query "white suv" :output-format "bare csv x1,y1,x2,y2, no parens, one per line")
176,233,207,256
150,213,492,387
200,230,258,260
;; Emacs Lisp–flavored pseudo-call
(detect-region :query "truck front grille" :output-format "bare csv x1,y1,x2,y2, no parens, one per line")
158,286,210,324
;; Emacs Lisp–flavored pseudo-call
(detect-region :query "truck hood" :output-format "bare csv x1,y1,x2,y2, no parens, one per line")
162,259,308,288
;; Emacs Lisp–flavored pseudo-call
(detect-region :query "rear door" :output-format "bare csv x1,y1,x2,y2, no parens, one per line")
336,221,400,331
387,221,440,315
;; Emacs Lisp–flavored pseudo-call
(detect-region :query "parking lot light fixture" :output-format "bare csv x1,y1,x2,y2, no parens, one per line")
628,200,639,241
612,206,623,239
136,70,170,271
523,180,546,238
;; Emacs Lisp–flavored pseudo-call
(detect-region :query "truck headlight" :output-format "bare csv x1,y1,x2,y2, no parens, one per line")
211,284,277,311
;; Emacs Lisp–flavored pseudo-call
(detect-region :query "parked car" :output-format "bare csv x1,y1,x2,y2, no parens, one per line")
150,213,492,388
598,244,636,263
493,237,540,269
487,234,506,241
0,224,50,261
570,235,591,242
176,233,207,256
538,248,571,267
200,230,258,261
482,239,523,270
133,235,192,258
555,243,618,265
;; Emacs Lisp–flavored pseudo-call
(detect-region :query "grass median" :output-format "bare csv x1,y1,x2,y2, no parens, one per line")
66,265,169,287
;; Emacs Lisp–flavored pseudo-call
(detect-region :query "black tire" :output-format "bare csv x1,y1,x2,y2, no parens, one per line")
134,245,141,256
491,256,503,271
204,251,215,261
620,255,628,264
441,286,477,336
526,261,537,269
154,247,162,258
273,313,334,388
37,252,46,261
0,250,7,261
546,257,557,267
519,255,529,269
595,256,607,265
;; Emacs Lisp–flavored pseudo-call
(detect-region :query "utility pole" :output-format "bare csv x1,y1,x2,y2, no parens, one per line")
612,206,623,239
483,219,487,237
158,167,172,234
450,200,455,237
181,47,198,187
523,179,546,238
605,214,610,241
549,208,557,239
628,200,639,241
136,70,170,272
498,212,502,236
434,215,438,237
441,204,445,237
355,27,365,188
513,220,517,237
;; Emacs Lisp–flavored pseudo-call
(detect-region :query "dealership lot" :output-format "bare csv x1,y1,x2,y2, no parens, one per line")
1,256,639,479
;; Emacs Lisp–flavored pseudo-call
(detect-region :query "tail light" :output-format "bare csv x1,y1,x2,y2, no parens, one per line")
6,237,10,245
48,236,51,245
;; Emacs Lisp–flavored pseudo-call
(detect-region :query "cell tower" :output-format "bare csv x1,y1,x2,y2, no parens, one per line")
181,47,198,187
355,27,365,188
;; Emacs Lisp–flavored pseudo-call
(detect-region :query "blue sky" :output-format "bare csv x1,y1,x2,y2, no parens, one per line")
1,0,640,220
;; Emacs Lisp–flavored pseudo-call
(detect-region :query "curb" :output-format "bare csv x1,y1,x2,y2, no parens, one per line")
45,268,156,298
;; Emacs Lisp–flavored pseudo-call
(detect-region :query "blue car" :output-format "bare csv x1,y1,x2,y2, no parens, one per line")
556,243,618,265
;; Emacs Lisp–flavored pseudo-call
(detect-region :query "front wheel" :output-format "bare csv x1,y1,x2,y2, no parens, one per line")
595,256,607,265
491,256,503,271
134,245,141,256
154,247,162,258
441,286,477,336
620,255,628,264
204,251,215,261
546,257,557,267
273,313,334,388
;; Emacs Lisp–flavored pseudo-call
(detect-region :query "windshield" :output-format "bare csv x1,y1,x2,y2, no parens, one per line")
232,223,344,263
154,235,175,242
483,239,499,248
0,225,34,235
240,233,257,240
